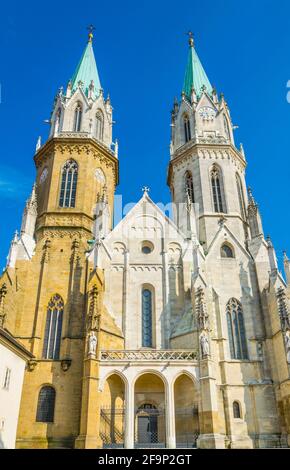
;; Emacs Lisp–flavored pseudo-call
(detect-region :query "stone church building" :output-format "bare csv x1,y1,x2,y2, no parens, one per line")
1,30,290,449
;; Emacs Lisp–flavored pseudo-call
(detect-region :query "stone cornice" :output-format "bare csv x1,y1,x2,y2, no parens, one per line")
36,211,94,233
34,136,119,185
167,142,246,187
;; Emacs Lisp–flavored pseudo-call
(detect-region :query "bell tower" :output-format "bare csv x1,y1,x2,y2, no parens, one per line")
1,30,119,449
34,29,118,243
168,33,248,248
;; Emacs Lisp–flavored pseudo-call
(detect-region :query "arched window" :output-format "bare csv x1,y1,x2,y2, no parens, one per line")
142,288,153,347
211,165,225,213
226,298,248,360
36,386,55,422
95,111,104,141
59,160,78,208
42,294,64,359
221,243,234,258
233,401,241,419
236,173,246,219
185,171,194,203
184,115,191,143
73,103,82,132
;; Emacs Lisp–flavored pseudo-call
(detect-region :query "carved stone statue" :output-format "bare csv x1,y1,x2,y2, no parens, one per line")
0,283,7,328
200,333,210,358
285,331,290,363
196,287,209,331
88,331,97,356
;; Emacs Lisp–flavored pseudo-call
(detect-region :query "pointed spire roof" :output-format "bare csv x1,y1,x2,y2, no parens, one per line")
71,29,101,98
183,33,213,99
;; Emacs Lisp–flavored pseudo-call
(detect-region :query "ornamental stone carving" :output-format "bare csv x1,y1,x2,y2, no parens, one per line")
277,287,290,331
0,283,7,328
87,285,101,332
196,287,209,331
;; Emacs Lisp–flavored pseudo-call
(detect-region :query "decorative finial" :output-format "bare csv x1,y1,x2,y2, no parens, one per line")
142,186,150,194
87,24,95,43
187,31,194,48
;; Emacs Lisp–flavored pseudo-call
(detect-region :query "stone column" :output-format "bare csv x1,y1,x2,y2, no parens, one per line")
124,380,135,449
197,358,225,449
75,356,103,448
165,380,176,448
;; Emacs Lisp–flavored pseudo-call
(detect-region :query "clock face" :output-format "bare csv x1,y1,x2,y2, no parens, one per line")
39,167,48,184
199,106,216,121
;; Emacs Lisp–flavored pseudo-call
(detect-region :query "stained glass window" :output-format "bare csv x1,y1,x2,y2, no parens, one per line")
36,386,55,422
59,160,78,208
42,294,64,360
142,289,153,347
226,298,248,360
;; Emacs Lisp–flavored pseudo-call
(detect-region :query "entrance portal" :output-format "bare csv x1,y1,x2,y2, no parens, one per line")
137,404,158,444
134,373,165,448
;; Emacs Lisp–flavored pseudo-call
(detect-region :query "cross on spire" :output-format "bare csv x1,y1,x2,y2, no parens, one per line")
187,31,194,48
142,186,150,194
87,24,95,43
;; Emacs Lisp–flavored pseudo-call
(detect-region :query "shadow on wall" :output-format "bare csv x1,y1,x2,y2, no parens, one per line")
0,431,5,449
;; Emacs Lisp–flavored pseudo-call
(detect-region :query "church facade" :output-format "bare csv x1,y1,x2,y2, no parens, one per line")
1,30,290,449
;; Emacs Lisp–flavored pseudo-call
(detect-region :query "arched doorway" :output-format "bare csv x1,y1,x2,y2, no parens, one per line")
134,373,165,448
100,374,125,448
174,374,199,448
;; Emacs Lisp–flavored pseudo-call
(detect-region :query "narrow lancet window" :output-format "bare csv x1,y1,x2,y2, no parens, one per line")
185,171,194,203
73,104,82,132
236,173,246,219
59,160,78,208
36,386,55,422
95,111,104,141
211,166,225,213
142,288,153,347
42,294,64,360
184,116,191,143
226,298,248,360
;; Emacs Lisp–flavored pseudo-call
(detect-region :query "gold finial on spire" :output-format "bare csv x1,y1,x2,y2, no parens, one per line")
187,31,194,48
87,24,95,43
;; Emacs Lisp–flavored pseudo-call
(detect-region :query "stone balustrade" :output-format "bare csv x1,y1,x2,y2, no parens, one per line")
100,349,198,361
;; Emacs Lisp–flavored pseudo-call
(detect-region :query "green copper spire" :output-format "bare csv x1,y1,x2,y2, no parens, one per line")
182,33,212,99
71,27,101,98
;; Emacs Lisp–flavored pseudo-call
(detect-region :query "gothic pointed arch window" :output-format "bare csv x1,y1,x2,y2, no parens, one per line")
36,386,55,422
226,298,248,360
210,165,226,213
42,294,64,360
233,401,242,419
221,243,234,258
184,115,191,143
95,110,104,141
73,103,82,132
59,159,78,208
236,173,246,220
185,171,194,203
142,287,153,348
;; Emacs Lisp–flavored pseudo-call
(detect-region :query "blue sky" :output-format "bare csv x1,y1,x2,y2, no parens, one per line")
1,0,290,271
